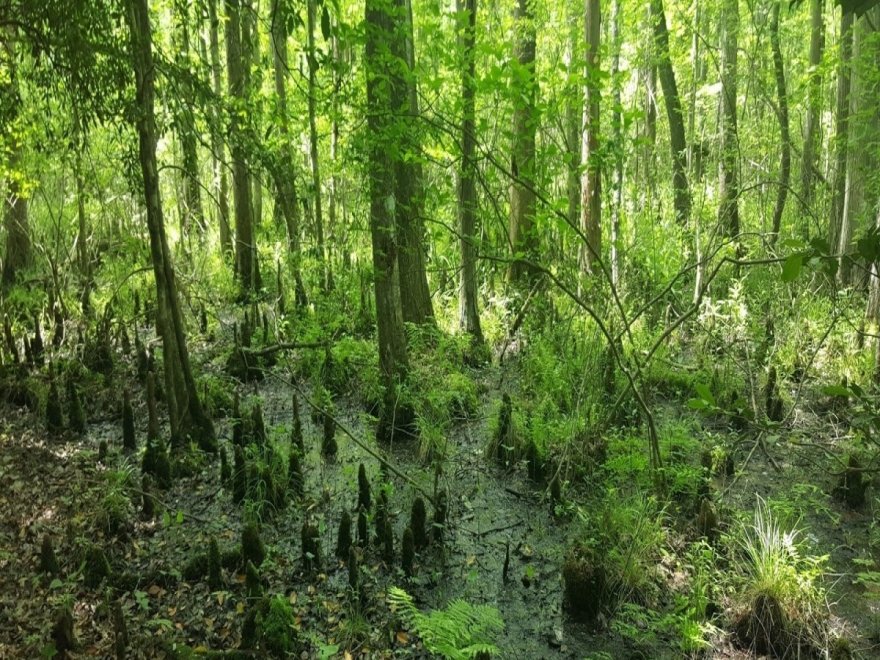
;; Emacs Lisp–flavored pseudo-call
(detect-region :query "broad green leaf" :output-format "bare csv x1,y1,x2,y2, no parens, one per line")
781,254,802,282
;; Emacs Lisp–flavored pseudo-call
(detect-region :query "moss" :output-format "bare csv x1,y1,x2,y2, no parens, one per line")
40,534,60,576
246,560,263,599
260,595,300,657
375,490,388,547
301,522,321,574
112,600,128,658
84,545,111,589
357,463,371,512
208,538,222,590
336,512,352,560
46,377,64,435
154,443,172,489
141,474,156,518
183,552,208,581
348,546,359,592
51,606,76,656
242,522,265,568
66,378,86,434
122,389,136,450
401,527,415,577
562,544,608,622
410,497,427,550
357,510,368,548
233,445,247,504
830,635,853,660
432,489,448,544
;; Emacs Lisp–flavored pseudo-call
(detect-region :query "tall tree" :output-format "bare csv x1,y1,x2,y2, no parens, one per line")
717,0,740,238
457,0,484,346
769,0,790,246
306,0,328,288
126,0,216,451
800,0,824,209
395,0,434,325
579,0,602,277
609,0,623,287
829,9,854,266
207,0,232,256
650,0,690,225
365,0,413,442
225,0,260,296
507,0,539,284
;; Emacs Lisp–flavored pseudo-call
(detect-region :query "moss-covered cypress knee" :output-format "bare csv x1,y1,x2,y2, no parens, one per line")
697,498,719,541
301,522,321,574
46,377,64,435
322,403,338,457
146,372,160,441
357,463,371,512
410,497,428,550
251,403,266,446
154,443,172,489
232,392,243,447
220,446,231,485
84,545,111,588
348,546,359,593
208,538,222,590
141,474,156,518
122,389,136,450
433,489,448,544
336,512,352,560
401,527,415,577
52,606,76,656
66,378,86,434
357,510,368,548
233,445,247,504
112,600,128,659
382,519,394,564
97,439,109,464
291,393,304,455
288,450,303,497
242,522,265,568
40,534,60,575
838,455,868,509
245,560,263,599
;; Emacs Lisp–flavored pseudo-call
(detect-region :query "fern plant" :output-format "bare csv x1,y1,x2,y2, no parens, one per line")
387,587,504,659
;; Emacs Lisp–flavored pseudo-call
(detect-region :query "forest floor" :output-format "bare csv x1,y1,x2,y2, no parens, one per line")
0,337,878,659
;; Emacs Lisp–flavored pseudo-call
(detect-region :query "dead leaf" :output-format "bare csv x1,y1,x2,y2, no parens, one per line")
396,630,409,645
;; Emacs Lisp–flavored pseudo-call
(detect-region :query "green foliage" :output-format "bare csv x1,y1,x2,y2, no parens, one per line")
387,586,504,660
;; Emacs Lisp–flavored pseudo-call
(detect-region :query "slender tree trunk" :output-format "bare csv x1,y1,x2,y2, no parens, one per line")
395,0,435,325
718,0,740,239
650,0,690,225
507,0,539,284
207,0,232,257
2,143,29,289
306,0,327,289
800,0,824,211
73,125,90,280
829,10,854,258
365,0,413,442
127,0,216,452
579,0,602,278
609,0,622,288
457,0,484,346
226,0,259,296
769,0,790,246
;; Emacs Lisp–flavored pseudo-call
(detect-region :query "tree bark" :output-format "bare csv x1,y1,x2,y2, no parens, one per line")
830,10,855,277
800,0,824,210
207,0,232,257
2,142,29,289
395,0,434,325
365,0,413,442
579,0,602,278
225,0,259,296
650,0,690,225
717,0,740,239
126,0,216,452
457,0,484,346
507,0,539,284
769,0,790,247
306,0,328,288
609,0,622,288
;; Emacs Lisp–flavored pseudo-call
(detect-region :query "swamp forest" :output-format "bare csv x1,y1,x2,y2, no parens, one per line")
1,0,880,657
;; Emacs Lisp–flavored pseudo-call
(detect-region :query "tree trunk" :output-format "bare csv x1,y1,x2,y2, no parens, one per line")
306,0,327,288
800,0,824,211
2,142,29,289
717,0,740,239
564,9,580,254
225,0,259,296
650,0,690,225
609,0,622,288
507,0,539,284
126,0,215,452
395,0,434,325
829,10,854,258
457,0,484,346
208,0,232,257
769,0,790,247
579,0,601,278
365,0,413,442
